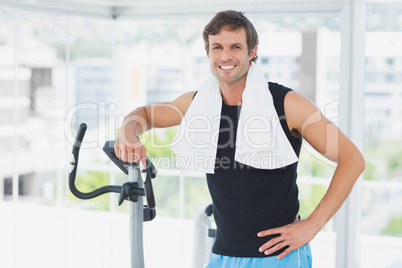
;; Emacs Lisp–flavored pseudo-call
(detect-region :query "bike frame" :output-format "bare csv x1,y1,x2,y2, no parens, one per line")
69,123,156,268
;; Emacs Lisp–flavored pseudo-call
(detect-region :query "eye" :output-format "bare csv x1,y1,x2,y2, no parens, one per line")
233,45,241,49
212,46,221,50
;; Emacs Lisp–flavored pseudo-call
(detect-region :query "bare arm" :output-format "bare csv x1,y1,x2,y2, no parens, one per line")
258,91,365,259
289,91,365,227
115,91,196,165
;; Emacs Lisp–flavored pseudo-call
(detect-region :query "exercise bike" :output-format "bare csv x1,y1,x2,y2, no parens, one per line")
68,123,157,268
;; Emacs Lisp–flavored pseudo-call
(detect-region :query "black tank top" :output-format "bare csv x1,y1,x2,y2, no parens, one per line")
206,82,302,258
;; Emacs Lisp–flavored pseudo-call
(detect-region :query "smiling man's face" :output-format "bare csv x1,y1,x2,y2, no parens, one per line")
208,26,257,89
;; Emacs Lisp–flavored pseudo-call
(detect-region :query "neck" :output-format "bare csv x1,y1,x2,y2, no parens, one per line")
219,77,246,106
220,87,243,105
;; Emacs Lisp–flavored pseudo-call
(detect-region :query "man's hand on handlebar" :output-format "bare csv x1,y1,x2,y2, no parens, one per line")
114,125,147,167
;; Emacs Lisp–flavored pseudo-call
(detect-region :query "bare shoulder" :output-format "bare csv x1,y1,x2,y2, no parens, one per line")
145,91,196,128
168,91,197,115
284,91,321,134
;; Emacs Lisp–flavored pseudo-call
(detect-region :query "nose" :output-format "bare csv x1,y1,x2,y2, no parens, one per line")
220,48,232,61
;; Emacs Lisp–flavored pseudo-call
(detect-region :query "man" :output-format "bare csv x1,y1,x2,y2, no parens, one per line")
115,10,365,268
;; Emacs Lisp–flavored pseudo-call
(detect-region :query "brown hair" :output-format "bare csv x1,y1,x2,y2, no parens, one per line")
202,10,259,62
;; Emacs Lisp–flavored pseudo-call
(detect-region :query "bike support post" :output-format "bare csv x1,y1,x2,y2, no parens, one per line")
128,165,145,268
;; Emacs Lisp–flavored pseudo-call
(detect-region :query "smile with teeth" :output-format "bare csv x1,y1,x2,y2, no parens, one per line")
219,65,236,70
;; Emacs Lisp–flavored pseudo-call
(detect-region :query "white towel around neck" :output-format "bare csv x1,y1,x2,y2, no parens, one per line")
171,63,298,174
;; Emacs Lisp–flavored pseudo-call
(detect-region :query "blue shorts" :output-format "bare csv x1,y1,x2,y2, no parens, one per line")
206,243,312,268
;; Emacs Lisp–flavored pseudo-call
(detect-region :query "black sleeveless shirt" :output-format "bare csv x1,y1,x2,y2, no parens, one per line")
205,82,302,258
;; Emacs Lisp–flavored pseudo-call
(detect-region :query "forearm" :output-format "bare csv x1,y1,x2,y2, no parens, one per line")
256,157,364,259
306,152,365,232
120,106,151,136
255,161,364,259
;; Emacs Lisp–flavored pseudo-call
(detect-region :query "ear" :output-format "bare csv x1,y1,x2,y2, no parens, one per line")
249,45,258,60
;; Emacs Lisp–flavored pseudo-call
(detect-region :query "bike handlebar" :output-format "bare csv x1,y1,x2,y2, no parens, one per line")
69,123,122,199
68,123,156,209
